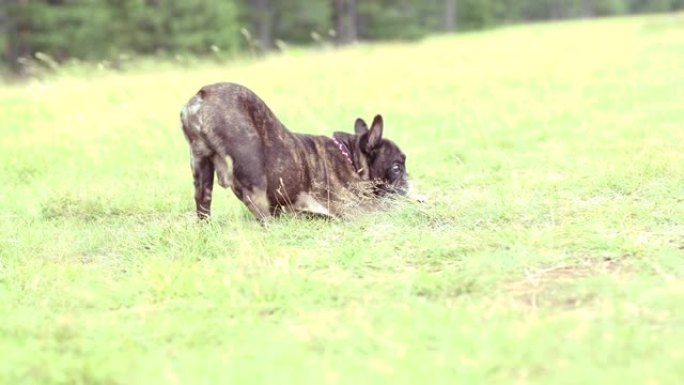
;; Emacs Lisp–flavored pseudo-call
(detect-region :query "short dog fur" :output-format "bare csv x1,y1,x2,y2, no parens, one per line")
181,82,409,220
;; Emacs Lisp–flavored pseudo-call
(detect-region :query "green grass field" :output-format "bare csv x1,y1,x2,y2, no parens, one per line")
1,13,684,385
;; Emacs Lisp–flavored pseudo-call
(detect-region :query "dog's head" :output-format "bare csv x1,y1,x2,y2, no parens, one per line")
354,115,410,196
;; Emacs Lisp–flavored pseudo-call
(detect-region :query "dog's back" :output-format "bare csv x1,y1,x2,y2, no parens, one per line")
181,82,285,148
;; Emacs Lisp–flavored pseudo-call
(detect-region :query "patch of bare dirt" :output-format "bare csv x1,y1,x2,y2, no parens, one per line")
505,258,626,309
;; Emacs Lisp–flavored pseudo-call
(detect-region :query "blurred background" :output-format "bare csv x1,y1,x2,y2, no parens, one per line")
1,0,683,75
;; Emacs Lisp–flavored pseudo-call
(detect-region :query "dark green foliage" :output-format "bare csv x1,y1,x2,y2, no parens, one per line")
2,0,240,69
273,0,331,43
456,0,499,30
358,0,437,40
4,0,111,61
106,0,239,54
1,0,682,71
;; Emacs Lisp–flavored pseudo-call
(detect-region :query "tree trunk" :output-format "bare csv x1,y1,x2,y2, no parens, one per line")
347,0,357,42
582,0,595,17
332,0,357,45
252,0,273,51
5,0,32,71
444,0,456,32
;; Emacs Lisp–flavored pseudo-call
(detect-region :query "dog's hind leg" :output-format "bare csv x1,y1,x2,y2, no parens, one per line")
182,97,216,220
192,154,215,220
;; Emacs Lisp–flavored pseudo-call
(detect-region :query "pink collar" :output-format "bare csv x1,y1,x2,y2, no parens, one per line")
331,136,354,166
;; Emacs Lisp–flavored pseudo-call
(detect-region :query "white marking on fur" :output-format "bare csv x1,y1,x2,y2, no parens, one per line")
188,100,201,115
293,192,332,217
194,113,203,134
182,97,203,134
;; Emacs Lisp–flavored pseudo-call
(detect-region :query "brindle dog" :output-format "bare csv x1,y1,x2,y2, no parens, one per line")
181,82,409,220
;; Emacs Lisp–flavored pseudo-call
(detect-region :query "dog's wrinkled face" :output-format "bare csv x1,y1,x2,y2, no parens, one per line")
355,115,410,196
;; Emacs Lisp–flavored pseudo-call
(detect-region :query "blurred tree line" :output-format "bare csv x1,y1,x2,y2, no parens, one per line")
2,0,683,72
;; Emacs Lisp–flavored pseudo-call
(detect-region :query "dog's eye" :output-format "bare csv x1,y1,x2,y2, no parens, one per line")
391,164,402,174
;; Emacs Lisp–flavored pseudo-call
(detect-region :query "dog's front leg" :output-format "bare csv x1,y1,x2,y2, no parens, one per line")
229,164,272,221
243,189,272,222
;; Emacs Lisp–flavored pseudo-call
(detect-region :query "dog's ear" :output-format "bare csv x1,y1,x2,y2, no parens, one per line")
359,115,384,153
354,118,368,135
367,114,384,147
